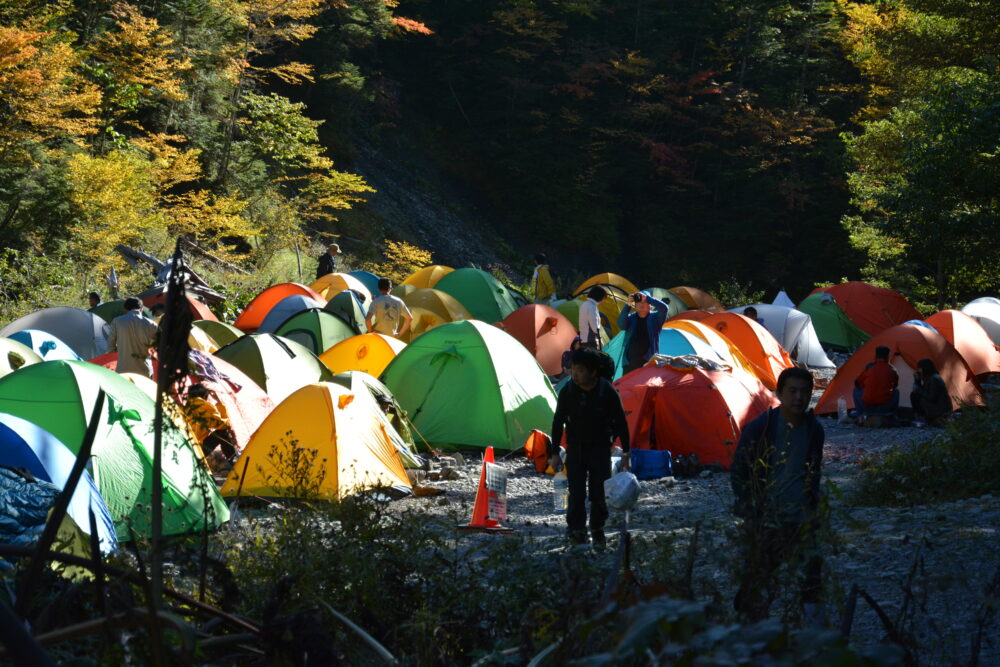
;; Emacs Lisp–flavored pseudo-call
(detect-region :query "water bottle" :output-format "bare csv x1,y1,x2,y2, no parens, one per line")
553,470,569,512
837,396,848,423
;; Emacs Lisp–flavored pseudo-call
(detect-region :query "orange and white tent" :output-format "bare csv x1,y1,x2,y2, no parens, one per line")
924,310,1000,377
704,313,795,390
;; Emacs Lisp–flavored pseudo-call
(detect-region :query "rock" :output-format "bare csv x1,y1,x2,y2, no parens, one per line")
452,452,465,466
699,470,713,478
442,468,467,481
406,469,427,485
436,497,450,506
438,456,457,469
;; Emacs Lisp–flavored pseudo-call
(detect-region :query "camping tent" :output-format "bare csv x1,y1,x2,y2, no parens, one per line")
0,360,229,538
663,319,761,385
726,304,834,368
0,307,109,359
797,292,871,350
234,283,325,333
923,310,1000,377
89,300,151,323
434,268,520,323
214,333,333,403
0,413,118,553
274,308,356,355
329,370,421,467
703,313,795,390
193,320,244,347
574,273,641,299
814,324,983,414
220,382,411,500
323,290,367,335
310,272,372,304
604,327,725,380
402,265,454,289
500,304,578,376
809,282,921,336
187,326,219,354
319,333,406,377
142,293,217,322
401,288,472,326
667,310,713,323
643,288,689,319
382,320,557,449
668,287,725,313
554,299,610,345
961,297,1000,346
348,270,382,296
7,330,83,361
0,337,42,378
257,295,326,334
772,290,796,309
614,358,777,469
391,284,419,299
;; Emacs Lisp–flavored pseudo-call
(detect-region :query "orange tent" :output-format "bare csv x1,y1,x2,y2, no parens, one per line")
614,360,778,469
143,294,218,322
704,313,795,390
815,324,983,414
664,319,765,386
924,310,1000,377
234,283,325,333
402,265,455,289
809,282,921,336
667,309,712,323
668,287,725,313
499,304,577,375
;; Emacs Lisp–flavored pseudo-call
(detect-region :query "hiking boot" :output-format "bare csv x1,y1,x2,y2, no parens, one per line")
568,529,590,545
591,529,607,550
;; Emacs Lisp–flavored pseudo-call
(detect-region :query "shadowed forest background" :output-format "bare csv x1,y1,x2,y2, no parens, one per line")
1,0,998,309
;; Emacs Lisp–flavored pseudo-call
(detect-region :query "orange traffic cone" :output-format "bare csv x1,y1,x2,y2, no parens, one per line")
457,446,513,533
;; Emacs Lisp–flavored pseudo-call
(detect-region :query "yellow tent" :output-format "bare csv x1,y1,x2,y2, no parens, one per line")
402,289,471,324
403,306,446,342
0,337,42,378
188,326,219,354
574,273,640,299
319,333,406,377
401,265,454,289
310,272,373,304
220,383,411,499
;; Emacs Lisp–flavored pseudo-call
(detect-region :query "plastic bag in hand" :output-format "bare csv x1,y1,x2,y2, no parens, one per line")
604,471,640,511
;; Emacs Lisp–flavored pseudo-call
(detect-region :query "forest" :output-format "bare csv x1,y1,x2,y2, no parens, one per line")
1,0,998,308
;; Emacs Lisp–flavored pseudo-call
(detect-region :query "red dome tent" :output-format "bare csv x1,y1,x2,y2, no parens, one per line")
142,293,218,322
815,324,983,414
614,359,777,469
499,304,577,376
704,312,795,391
809,282,921,336
924,310,1000,377
234,283,325,333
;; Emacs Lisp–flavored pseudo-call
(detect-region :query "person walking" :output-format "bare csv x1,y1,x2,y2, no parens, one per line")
616,291,670,375
731,367,825,624
533,254,556,304
549,348,631,547
366,278,413,339
316,243,342,280
107,297,159,377
579,286,607,350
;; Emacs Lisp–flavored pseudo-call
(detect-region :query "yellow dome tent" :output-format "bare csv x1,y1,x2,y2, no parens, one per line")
573,273,640,299
310,272,373,304
220,383,411,500
319,333,406,377
401,265,454,289
399,288,472,341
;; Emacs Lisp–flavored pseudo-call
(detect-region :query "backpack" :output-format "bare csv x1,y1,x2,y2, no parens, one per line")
595,350,615,381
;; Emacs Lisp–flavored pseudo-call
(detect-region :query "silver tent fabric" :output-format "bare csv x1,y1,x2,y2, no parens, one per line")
727,303,835,368
962,297,1000,346
0,307,109,360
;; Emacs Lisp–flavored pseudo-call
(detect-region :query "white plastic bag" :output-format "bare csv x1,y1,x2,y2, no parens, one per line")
604,471,640,511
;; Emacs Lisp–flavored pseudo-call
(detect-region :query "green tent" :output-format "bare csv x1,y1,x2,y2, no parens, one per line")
275,308,355,355
798,292,871,350
434,268,519,323
643,287,689,319
89,300,151,323
323,290,367,335
381,320,557,450
193,320,244,347
215,333,333,403
0,360,228,539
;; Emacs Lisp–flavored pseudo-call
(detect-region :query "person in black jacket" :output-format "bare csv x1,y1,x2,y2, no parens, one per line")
549,347,631,547
910,358,951,426
731,366,825,623
316,243,341,280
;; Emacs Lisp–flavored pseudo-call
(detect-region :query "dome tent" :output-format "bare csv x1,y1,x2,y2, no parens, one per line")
703,313,796,390
663,319,761,385
0,337,42,378
348,270,382,296
274,308,356,355
193,320,243,347
726,304,835,368
603,327,724,380
0,307,109,359
925,310,1000,377
382,320,557,450
797,292,871,350
323,290,367,335
233,283,325,333
309,272,372,304
257,294,326,334
402,265,454,289
642,288,689,319
7,329,82,361
961,297,1000,346
668,287,725,313
499,304,578,376
434,268,520,323
319,333,406,377
574,273,641,300
214,333,333,403
808,281,921,336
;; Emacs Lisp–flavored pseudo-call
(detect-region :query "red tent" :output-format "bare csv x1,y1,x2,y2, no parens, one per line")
815,324,983,414
614,361,777,469
499,304,577,376
809,282,921,336
234,283,325,332
142,293,218,322
924,310,1000,377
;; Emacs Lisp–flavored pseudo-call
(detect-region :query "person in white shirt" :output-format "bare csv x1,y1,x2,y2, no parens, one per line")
366,278,413,339
578,285,606,349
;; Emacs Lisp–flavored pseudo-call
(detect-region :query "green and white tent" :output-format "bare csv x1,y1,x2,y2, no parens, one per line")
275,308,356,355
192,320,244,347
215,333,333,403
381,320,556,450
797,292,871,351
434,268,519,323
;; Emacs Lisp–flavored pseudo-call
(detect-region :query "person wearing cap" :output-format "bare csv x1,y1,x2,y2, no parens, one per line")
616,291,670,375
107,297,159,377
579,286,606,350
316,243,342,280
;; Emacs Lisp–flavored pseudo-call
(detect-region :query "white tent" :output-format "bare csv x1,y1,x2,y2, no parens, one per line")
727,303,834,368
0,307,109,360
772,290,796,309
961,297,1000,346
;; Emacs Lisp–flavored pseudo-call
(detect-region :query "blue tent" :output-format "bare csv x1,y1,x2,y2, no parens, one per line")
7,330,82,361
348,270,382,296
0,413,117,553
604,327,725,380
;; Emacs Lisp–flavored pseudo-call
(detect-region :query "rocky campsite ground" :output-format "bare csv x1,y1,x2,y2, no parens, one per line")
384,380,1000,665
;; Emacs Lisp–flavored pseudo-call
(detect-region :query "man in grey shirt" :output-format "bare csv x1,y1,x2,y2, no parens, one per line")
366,278,413,339
107,297,159,377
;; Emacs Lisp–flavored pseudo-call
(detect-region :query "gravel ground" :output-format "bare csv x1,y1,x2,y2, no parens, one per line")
389,372,1000,664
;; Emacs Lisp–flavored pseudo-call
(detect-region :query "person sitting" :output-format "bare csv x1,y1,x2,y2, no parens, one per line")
560,336,582,379
616,291,670,375
853,345,899,420
910,358,951,426
579,286,606,350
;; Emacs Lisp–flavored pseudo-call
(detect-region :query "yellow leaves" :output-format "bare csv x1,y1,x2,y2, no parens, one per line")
370,240,433,285
257,61,314,85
